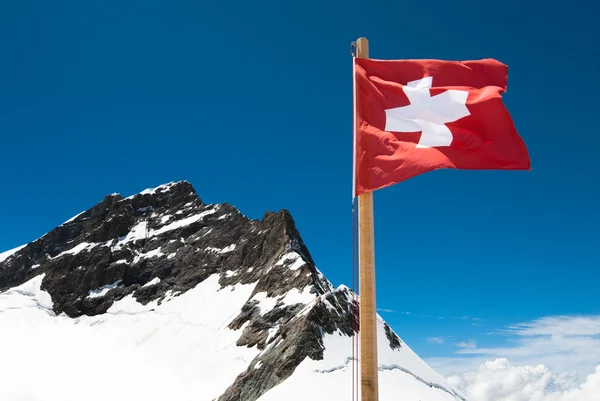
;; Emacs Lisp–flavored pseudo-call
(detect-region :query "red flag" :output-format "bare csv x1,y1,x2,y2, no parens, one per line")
353,57,530,196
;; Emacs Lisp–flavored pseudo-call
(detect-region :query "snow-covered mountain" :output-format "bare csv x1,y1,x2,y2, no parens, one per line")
0,181,465,401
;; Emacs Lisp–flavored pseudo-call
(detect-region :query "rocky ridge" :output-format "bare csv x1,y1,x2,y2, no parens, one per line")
0,181,460,401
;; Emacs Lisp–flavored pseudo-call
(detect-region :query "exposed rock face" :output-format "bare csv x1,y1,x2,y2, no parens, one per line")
0,181,362,401
384,322,403,350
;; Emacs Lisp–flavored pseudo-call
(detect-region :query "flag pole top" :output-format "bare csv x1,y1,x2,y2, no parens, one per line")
356,37,369,58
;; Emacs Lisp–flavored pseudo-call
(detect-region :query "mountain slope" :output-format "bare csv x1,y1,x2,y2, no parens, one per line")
0,181,465,401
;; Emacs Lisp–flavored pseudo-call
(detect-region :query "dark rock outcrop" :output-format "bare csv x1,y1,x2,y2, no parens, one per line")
384,322,403,350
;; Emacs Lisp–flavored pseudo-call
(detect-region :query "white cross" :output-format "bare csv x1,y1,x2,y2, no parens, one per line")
384,77,471,148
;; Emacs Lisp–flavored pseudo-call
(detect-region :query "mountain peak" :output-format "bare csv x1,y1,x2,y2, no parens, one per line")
133,180,196,198
123,180,201,209
0,181,323,318
0,180,465,401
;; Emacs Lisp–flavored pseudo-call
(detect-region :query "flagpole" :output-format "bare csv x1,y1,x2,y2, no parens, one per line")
355,37,379,401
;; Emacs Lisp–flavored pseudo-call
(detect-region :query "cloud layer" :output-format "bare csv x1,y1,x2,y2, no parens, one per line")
427,315,600,400
430,315,600,379
447,359,600,401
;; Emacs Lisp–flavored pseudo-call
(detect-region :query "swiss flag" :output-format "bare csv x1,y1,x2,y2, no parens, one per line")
354,57,530,196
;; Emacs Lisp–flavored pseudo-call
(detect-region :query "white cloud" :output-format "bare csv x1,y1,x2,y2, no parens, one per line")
446,359,600,401
376,308,395,313
430,315,600,379
503,315,600,337
457,340,477,349
428,337,446,344
426,315,600,401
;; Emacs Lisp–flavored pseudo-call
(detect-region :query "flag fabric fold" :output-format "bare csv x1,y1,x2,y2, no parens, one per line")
354,57,530,196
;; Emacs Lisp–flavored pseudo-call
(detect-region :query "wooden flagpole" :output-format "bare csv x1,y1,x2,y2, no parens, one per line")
356,37,379,401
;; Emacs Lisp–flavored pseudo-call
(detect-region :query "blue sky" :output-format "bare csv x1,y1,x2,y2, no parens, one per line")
1,0,598,373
